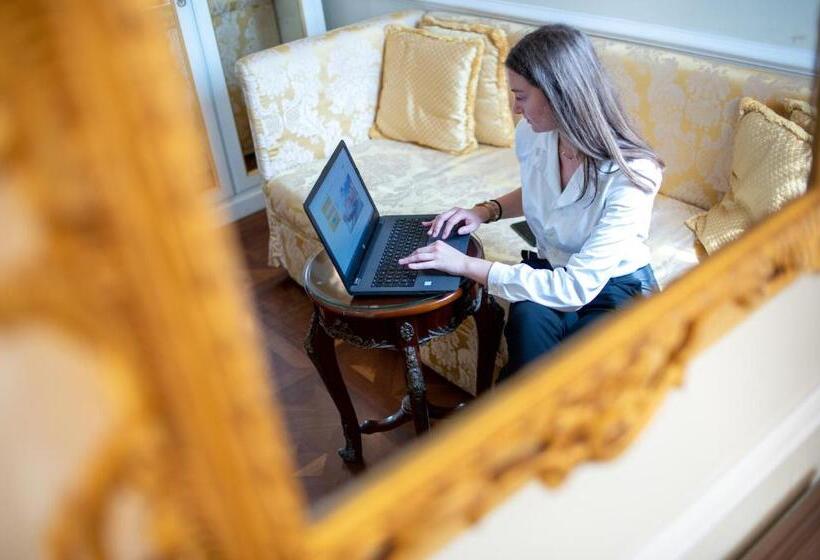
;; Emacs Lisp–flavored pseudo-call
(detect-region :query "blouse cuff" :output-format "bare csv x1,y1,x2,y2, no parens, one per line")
486,261,515,298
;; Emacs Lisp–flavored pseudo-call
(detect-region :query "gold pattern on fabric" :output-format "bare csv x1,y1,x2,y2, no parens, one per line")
208,0,282,156
592,40,811,209
370,25,484,155
420,15,515,147
237,11,425,182
686,98,813,254
402,11,812,209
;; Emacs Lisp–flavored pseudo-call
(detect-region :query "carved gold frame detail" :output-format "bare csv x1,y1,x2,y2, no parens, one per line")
2,1,817,559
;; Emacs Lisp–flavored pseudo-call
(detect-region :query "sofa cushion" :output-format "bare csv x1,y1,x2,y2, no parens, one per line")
420,15,515,148
264,139,702,289
686,97,812,254
784,97,815,134
424,10,534,46
370,26,484,155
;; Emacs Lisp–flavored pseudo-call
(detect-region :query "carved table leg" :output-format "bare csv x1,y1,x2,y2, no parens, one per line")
360,396,413,434
360,393,458,434
474,289,505,395
304,309,363,463
398,321,430,434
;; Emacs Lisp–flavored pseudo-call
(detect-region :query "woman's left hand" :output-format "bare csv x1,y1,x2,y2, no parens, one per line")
398,240,469,276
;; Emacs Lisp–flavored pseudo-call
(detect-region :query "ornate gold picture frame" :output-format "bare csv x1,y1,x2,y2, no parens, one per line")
2,0,817,558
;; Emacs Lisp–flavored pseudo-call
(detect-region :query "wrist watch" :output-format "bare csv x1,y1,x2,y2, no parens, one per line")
475,199,502,223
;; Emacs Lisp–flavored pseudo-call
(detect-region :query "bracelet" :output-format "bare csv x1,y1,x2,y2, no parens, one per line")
475,200,501,223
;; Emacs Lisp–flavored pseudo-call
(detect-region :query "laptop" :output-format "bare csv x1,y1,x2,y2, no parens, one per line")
303,140,470,296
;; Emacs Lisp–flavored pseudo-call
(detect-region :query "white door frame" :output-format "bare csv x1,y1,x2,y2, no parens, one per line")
181,0,327,219
300,0,327,36
173,0,236,202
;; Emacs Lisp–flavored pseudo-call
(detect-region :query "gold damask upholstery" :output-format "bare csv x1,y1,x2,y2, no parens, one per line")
236,11,423,182
423,11,812,210
240,10,812,394
209,0,282,156
596,42,810,209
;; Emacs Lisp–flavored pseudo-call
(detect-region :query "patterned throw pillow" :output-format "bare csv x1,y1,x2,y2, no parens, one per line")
784,97,815,134
686,97,812,254
420,15,515,147
370,25,484,155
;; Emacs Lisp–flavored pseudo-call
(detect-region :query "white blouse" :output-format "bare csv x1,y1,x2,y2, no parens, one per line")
486,120,662,312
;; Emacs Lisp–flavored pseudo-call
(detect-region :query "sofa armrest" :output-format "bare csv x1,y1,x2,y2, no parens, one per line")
236,10,423,182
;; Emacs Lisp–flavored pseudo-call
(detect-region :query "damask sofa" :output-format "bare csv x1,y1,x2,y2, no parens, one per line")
237,10,810,395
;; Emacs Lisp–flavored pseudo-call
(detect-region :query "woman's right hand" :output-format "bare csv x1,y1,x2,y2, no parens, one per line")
423,206,486,239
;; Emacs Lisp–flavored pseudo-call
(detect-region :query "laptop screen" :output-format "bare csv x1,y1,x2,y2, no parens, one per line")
304,142,377,281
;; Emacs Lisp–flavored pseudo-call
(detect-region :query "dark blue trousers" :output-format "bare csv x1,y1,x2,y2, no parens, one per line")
498,251,659,382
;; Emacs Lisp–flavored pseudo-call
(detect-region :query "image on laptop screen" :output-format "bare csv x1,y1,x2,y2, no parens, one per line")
305,148,375,277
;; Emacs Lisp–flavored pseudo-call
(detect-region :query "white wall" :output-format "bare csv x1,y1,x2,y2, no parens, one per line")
432,274,820,559
322,0,818,67
498,0,816,49
322,0,818,50
322,0,420,29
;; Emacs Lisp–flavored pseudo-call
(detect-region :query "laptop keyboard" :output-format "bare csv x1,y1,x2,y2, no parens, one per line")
372,219,431,288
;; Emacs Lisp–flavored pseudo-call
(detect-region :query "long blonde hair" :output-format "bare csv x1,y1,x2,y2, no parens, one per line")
506,24,664,198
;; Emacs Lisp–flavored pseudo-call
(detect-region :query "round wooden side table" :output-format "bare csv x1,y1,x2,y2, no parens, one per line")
303,236,504,464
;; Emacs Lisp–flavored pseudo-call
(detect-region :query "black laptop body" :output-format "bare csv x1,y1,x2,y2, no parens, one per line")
303,140,469,296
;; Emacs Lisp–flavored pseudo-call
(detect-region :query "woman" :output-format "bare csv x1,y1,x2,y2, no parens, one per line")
398,24,663,380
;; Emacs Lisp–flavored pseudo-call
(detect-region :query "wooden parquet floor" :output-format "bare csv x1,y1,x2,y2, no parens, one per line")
232,211,472,510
